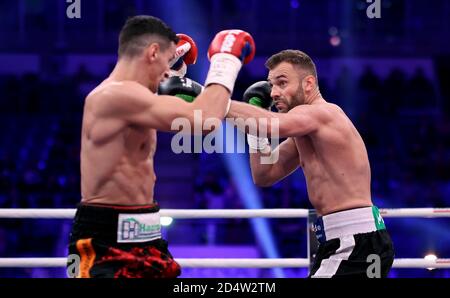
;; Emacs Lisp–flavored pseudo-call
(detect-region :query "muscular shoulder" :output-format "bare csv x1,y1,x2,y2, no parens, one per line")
87,81,156,116
290,102,340,124
307,103,353,139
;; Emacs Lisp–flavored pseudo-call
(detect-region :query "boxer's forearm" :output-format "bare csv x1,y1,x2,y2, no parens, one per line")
249,151,275,187
192,84,230,120
228,101,278,136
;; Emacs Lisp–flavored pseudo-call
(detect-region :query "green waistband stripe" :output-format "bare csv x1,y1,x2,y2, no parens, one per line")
372,206,386,230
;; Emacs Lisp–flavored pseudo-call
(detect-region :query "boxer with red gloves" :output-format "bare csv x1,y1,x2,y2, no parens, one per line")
68,15,255,278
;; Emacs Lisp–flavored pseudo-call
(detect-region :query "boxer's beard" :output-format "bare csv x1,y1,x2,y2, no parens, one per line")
276,83,305,112
288,84,304,109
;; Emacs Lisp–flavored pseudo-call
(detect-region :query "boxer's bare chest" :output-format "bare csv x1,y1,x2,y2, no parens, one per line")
294,135,315,169
123,127,157,161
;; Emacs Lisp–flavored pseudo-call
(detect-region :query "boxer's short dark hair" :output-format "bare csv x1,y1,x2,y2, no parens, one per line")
118,15,178,58
265,50,318,81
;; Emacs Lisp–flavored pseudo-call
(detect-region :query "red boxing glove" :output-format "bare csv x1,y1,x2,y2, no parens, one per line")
169,33,198,77
176,33,198,65
207,30,255,65
205,30,255,94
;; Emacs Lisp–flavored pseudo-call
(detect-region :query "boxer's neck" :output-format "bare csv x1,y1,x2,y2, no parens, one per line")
110,58,151,88
305,86,324,105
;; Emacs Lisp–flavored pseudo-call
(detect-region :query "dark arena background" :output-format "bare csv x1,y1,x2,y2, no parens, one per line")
0,0,449,278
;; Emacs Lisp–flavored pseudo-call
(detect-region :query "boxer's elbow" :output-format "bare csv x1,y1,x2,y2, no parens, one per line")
254,178,274,187
250,157,275,187
252,172,275,187
255,180,273,187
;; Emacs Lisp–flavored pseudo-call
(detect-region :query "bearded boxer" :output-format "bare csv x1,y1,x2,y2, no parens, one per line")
227,50,394,278
67,15,255,278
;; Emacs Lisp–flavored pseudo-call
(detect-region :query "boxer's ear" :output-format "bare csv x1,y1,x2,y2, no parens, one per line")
302,75,316,93
147,43,160,62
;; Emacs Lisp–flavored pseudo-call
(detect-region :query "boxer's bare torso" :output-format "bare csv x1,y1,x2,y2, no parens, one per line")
291,103,372,215
81,80,157,206
229,60,373,216
237,101,373,216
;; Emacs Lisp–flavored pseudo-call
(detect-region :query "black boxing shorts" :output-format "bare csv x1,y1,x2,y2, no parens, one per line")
309,206,394,278
67,203,181,278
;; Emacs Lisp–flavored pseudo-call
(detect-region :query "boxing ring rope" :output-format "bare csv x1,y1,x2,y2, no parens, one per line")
0,208,449,269
1,208,449,219
0,208,309,219
1,257,449,269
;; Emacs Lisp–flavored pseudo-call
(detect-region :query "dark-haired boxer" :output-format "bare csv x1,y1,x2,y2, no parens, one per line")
67,15,255,278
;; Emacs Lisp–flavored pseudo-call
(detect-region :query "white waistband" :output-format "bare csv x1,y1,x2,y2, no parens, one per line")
117,212,161,243
321,207,379,240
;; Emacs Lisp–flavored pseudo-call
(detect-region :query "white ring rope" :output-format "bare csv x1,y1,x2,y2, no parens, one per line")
0,258,310,268
0,258,449,269
0,208,308,219
0,208,449,219
0,208,449,270
380,208,450,217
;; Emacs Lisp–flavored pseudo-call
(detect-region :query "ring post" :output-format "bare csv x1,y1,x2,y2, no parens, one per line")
307,209,319,275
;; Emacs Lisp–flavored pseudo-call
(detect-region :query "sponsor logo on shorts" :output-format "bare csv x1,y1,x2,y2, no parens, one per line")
312,221,326,243
118,213,161,243
311,224,321,233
